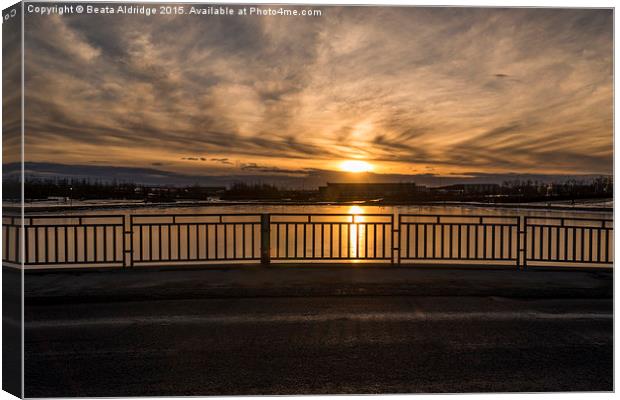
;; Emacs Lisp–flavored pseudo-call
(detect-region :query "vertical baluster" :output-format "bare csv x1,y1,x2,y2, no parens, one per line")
223,224,228,260
552,226,558,261
303,222,307,259
194,224,200,260
347,223,351,258
546,226,552,261
137,225,143,261
450,224,454,259
252,222,256,259
414,224,420,259
491,225,495,259
51,226,57,263
73,226,77,263
103,225,108,263
168,224,173,260
579,228,584,262
176,224,181,260
276,223,280,258
318,223,323,258
382,224,387,259
355,222,360,259
563,227,568,261
432,224,436,258
186,224,190,260
146,223,153,261
482,224,487,259
312,223,316,258
3,225,8,262
499,226,504,259
465,225,470,259
328,223,333,258
231,224,237,259
23,226,29,264
508,225,513,260
159,225,163,261
113,226,118,262
373,224,377,259
92,226,97,263
407,224,412,259
294,223,299,259
589,228,594,262
15,226,20,264
474,225,479,259
423,224,428,259
597,227,601,262
605,228,609,262
242,224,246,259
364,224,368,259
44,227,49,264
457,225,462,259
34,226,39,263
532,226,542,260
285,223,289,258
572,227,576,261
205,222,212,260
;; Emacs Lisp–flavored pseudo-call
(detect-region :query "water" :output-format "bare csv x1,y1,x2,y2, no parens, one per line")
27,203,613,219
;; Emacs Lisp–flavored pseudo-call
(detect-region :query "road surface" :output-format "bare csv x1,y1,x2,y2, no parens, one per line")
24,295,612,396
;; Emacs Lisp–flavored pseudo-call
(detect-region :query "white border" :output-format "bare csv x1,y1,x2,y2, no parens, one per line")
0,1,616,400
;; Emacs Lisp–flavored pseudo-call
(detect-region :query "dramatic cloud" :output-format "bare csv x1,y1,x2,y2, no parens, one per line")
23,6,612,179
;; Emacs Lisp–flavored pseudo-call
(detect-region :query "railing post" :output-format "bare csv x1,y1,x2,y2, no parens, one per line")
518,216,527,271
261,214,271,265
393,214,400,264
123,215,133,268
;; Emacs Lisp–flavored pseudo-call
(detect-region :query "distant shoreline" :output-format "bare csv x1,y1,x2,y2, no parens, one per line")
3,198,613,214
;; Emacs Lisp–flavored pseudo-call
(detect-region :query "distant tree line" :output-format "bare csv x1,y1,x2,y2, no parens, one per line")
2,175,613,203
23,178,142,201
498,176,613,198
6,178,225,202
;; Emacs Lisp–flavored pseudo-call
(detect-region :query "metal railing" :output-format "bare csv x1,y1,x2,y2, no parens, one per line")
20,215,125,266
1,212,613,269
268,214,394,262
2,215,21,264
524,217,613,267
398,215,520,266
129,214,261,266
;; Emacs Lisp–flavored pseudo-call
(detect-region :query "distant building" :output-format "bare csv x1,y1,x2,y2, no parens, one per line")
319,182,421,201
143,185,226,201
437,183,500,195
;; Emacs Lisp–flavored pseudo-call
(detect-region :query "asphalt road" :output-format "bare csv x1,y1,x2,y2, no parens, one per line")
24,295,612,396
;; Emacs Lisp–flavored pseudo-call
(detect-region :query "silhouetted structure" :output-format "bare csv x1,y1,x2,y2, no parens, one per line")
437,184,500,195
319,182,422,201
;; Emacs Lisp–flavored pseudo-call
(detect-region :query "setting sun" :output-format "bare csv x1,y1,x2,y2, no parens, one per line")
340,160,373,173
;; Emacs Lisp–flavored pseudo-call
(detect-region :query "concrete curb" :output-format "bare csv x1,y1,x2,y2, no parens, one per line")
21,265,613,304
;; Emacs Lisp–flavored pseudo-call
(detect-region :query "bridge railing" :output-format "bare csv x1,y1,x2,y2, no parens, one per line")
3,214,125,266
523,216,613,267
2,215,21,264
2,212,613,269
129,214,262,266
398,215,520,266
267,214,394,262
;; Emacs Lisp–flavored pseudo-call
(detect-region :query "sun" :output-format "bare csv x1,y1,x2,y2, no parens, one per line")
340,160,373,173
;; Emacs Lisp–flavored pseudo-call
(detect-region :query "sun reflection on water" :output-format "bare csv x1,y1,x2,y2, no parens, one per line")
348,206,365,261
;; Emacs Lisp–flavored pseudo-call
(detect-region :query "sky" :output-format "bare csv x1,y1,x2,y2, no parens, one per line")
20,6,613,185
